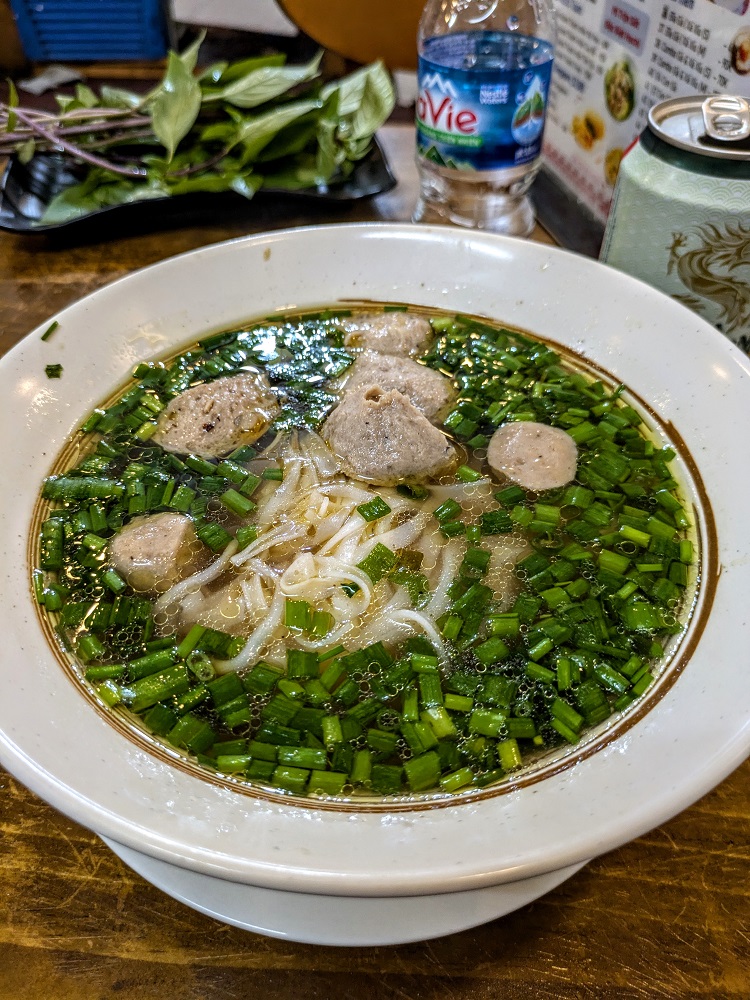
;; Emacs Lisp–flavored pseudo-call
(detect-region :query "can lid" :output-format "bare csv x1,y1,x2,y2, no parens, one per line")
648,94,750,161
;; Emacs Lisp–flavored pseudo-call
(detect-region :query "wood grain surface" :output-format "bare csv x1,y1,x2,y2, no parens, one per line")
0,124,747,1000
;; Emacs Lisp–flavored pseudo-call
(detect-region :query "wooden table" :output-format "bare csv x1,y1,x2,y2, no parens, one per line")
0,124,748,999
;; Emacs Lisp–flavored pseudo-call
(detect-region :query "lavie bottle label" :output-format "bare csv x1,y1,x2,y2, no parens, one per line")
416,31,554,172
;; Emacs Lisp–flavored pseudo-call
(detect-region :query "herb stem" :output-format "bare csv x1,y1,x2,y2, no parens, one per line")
10,106,147,178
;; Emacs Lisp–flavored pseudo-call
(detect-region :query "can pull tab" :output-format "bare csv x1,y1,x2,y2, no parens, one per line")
702,94,750,143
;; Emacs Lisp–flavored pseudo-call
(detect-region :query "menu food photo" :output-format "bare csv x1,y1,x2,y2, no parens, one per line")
544,0,750,221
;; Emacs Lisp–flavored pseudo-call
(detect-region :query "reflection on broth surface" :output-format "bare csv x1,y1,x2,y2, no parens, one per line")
33,306,698,798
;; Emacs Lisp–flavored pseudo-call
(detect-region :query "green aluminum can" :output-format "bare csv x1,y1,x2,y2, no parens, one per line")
600,95,750,353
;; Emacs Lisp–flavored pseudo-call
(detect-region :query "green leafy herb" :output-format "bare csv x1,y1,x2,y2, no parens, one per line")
0,41,394,226
151,51,203,161
206,51,322,109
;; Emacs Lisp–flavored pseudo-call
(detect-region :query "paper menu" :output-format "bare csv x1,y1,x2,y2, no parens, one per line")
542,0,750,223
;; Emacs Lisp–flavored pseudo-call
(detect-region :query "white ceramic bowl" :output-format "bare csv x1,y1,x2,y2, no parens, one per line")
1,223,749,905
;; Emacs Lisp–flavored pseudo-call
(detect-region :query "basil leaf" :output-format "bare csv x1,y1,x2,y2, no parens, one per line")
100,85,144,110
254,114,320,163
230,174,263,199
323,61,394,143
151,51,202,161
178,29,205,75
259,157,320,191
208,51,322,109
139,31,205,109
55,84,101,115
218,53,286,85
233,98,322,163
41,173,167,224
166,173,236,195
315,91,345,185
199,121,236,143
74,83,100,108
197,61,228,85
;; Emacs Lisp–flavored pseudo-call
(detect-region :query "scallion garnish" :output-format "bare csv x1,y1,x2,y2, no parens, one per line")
356,496,392,522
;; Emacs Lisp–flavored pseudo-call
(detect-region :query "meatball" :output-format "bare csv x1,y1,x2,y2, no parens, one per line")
487,421,578,492
108,512,208,594
340,312,433,357
152,371,278,458
342,351,456,421
322,386,455,486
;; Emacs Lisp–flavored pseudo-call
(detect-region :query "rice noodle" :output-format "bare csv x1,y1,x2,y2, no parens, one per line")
256,452,305,526
299,430,340,478
188,580,246,631
425,538,464,619
351,511,429,564
317,481,375,504
280,554,373,617
389,609,451,669
262,639,288,668
155,425,487,679
318,513,368,558
178,589,204,620
347,586,409,646
214,579,286,673
240,574,270,614
413,527,441,575
154,540,238,618
308,504,354,546
230,522,308,566
245,558,280,582
292,618,355,651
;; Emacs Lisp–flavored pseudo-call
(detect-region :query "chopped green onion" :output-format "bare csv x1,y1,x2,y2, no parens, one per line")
497,739,522,771
286,648,319,679
440,520,465,538
220,489,257,518
433,499,462,523
404,751,441,792
474,637,510,666
455,465,483,483
439,767,476,792
195,522,233,552
356,496,392,522
480,510,513,535
356,543,397,583
235,524,259,550
285,598,312,632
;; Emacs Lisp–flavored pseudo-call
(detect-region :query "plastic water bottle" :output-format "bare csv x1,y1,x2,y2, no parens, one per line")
413,0,556,237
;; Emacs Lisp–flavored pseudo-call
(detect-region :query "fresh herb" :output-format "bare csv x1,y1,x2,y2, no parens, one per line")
44,364,63,378
0,36,395,226
41,320,59,341
356,496,391,522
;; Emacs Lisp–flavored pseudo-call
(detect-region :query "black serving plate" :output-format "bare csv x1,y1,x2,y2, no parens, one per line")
0,138,397,237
